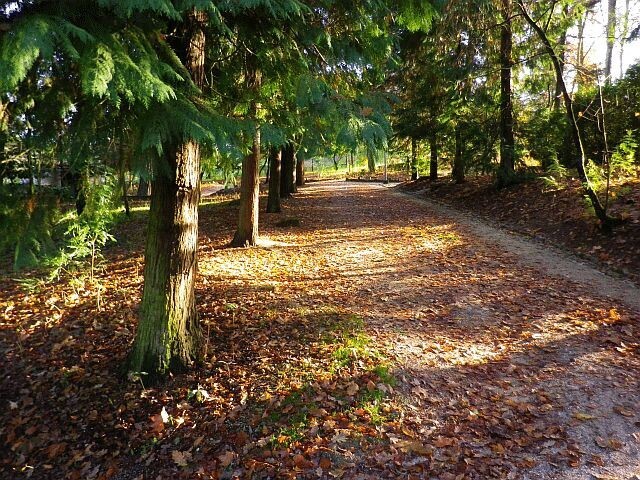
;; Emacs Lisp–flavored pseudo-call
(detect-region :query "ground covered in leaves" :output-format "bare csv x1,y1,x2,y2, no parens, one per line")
1,181,639,479
403,175,640,285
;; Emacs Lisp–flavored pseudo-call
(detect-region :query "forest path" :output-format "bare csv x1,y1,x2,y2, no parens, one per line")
253,180,640,479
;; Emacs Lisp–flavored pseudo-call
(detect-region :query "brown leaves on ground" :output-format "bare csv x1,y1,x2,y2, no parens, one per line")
1,181,639,479
404,175,640,284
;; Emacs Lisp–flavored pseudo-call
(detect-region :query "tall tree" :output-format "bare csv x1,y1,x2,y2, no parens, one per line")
232,62,262,247
605,0,617,81
497,0,516,186
127,9,207,378
517,0,614,229
266,147,282,213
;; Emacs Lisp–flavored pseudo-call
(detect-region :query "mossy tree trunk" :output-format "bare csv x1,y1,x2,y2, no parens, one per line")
266,147,281,213
126,10,205,381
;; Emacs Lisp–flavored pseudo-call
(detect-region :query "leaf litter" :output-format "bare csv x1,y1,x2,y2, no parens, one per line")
1,181,639,479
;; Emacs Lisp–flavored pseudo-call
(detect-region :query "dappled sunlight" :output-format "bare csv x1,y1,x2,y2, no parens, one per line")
3,181,639,480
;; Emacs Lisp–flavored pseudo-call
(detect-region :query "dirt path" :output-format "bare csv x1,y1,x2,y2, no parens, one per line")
4,180,639,479
259,180,640,479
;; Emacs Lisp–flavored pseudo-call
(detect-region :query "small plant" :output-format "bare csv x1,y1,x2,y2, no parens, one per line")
610,130,638,177
48,172,119,283
540,160,567,190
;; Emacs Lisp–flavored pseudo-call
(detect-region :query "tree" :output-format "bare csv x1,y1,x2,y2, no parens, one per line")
266,147,282,213
516,0,615,229
127,9,207,378
497,0,516,186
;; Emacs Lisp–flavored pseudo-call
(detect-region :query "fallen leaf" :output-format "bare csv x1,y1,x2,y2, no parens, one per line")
613,406,634,417
171,450,191,467
217,450,235,467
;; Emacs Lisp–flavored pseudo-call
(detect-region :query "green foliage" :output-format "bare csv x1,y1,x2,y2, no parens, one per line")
0,187,60,271
47,174,119,281
540,160,568,190
610,131,638,177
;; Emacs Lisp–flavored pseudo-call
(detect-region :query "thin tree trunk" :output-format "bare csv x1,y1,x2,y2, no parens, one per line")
554,6,568,111
118,138,130,216
517,0,614,229
497,0,515,187
266,147,282,213
296,150,305,186
452,127,465,183
605,0,617,81
620,0,630,78
429,133,438,180
411,137,419,180
232,120,260,246
127,10,205,380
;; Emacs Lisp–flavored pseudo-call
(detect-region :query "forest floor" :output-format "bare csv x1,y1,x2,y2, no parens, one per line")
1,181,640,479
402,175,640,286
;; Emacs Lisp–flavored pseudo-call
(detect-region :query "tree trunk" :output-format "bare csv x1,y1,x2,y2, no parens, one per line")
119,139,130,216
452,127,465,183
497,0,515,187
620,0,630,78
232,51,262,246
429,133,438,180
126,10,205,381
232,122,260,246
554,6,568,111
411,137,419,180
280,142,296,197
605,0,617,81
137,178,150,197
367,149,376,173
296,150,305,186
517,0,614,229
266,147,282,213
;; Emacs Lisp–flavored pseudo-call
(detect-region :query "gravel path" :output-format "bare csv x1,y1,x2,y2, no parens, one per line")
291,181,640,479
399,187,640,313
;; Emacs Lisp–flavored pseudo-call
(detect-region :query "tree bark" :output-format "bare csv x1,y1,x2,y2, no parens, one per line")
280,142,296,197
367,148,376,174
497,0,515,187
452,127,465,183
605,0,617,81
411,137,419,180
232,52,262,246
296,150,305,187
126,10,205,381
517,0,613,229
232,121,261,246
137,178,150,197
554,6,568,111
118,140,130,216
266,147,282,213
620,0,630,78
429,133,438,180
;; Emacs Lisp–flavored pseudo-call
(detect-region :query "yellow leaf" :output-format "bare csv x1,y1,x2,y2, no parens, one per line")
573,412,596,421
